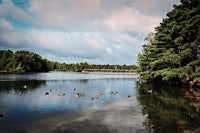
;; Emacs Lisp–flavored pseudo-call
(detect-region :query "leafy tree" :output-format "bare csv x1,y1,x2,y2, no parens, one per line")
14,50,49,72
0,50,49,72
138,0,200,86
0,50,14,71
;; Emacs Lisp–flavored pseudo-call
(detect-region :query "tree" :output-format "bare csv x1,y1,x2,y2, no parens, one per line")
0,50,50,72
14,50,49,72
0,50,14,71
138,0,200,86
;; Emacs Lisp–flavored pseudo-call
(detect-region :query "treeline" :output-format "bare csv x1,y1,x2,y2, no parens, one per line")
49,61,136,72
0,50,137,73
138,0,200,86
0,50,49,72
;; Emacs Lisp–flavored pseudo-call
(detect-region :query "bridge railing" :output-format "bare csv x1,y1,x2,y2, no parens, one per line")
82,69,136,73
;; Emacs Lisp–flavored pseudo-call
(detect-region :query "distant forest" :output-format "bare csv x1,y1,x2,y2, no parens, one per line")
0,50,137,72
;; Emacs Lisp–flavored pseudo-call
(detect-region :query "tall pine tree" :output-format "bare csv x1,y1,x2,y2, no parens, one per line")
138,0,200,86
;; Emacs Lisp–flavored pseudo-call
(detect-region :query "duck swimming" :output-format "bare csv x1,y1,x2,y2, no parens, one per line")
59,93,65,96
75,93,81,98
95,95,99,99
23,85,27,89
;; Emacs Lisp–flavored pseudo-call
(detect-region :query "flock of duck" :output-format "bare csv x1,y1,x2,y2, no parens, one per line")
0,85,154,118
43,87,118,100
19,85,153,100
44,87,142,100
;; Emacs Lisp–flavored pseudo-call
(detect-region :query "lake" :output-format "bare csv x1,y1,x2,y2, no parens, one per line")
0,72,199,133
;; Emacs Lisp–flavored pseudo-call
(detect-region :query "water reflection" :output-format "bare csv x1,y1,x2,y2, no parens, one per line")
1,72,199,133
0,72,137,81
136,82,200,133
0,72,143,133
0,80,46,93
0,79,137,111
29,99,146,133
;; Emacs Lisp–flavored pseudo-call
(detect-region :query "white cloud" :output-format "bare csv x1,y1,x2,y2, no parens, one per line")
0,24,142,64
0,0,180,64
0,0,166,33
133,0,180,16
0,0,36,26
0,18,14,31
102,7,161,34
28,0,102,29
0,29,108,58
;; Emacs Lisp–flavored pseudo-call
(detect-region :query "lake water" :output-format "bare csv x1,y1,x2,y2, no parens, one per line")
0,72,199,133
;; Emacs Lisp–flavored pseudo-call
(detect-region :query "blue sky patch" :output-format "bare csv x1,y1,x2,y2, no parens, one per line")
6,17,32,29
12,0,30,11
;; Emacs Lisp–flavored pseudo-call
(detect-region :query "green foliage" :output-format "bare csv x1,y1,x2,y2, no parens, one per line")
0,50,49,72
48,61,137,72
0,50,136,73
0,50,14,71
138,0,200,84
15,63,25,72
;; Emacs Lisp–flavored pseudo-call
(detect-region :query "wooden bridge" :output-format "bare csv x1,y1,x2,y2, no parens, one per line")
82,69,136,73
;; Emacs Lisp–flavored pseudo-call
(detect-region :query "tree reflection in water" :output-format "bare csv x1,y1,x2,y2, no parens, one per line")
0,80,46,94
136,82,200,133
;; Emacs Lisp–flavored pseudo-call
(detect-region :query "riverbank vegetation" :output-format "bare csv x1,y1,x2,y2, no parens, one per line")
0,50,137,73
138,0,200,87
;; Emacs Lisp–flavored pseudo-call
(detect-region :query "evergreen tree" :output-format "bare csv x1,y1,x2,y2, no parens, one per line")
138,0,200,86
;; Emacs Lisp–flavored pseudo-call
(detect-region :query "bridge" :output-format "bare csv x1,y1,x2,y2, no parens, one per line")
82,69,136,73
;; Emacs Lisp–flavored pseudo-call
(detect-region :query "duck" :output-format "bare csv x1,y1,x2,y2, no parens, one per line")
95,95,99,99
59,93,65,96
94,92,104,99
23,85,27,89
111,91,116,95
75,93,81,98
45,92,49,95
111,91,118,96
128,95,131,98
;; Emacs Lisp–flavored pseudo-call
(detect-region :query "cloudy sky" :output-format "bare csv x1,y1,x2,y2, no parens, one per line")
0,0,180,65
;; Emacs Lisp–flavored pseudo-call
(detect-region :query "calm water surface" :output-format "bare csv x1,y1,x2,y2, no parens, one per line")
0,72,199,133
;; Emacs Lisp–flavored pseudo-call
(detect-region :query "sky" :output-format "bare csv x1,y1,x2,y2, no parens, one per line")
0,0,180,65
